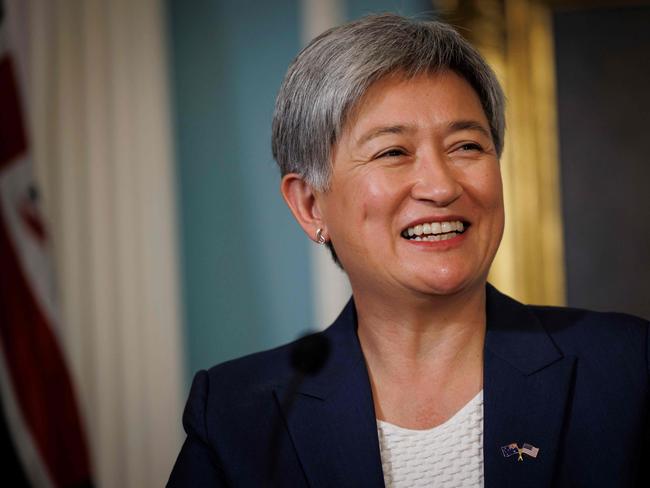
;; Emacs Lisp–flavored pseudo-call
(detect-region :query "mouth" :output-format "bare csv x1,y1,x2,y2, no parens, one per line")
401,219,469,242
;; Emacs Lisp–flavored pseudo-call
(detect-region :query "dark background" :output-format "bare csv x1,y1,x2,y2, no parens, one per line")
554,4,650,320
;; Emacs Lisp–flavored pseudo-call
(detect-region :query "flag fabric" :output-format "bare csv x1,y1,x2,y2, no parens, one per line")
0,2,93,487
520,443,540,459
500,443,519,458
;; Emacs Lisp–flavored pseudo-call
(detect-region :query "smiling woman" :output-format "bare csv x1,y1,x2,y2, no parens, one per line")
284,72,504,305
168,14,649,488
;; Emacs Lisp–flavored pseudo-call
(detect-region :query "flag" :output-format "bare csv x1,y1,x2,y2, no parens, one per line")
500,442,519,458
0,2,93,486
520,443,539,459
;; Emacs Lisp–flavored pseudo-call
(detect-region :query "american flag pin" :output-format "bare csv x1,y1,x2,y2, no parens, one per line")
501,442,540,461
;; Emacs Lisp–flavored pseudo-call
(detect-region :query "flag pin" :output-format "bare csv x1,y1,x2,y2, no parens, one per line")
501,442,539,462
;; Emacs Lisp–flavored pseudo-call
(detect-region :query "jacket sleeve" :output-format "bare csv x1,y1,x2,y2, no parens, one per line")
167,370,228,487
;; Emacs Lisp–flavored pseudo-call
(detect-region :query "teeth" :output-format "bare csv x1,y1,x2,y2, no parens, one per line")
403,220,466,239
417,233,458,242
430,233,455,242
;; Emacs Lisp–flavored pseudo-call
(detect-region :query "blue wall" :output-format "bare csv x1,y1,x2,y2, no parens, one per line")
167,0,311,383
167,0,436,386
347,0,433,19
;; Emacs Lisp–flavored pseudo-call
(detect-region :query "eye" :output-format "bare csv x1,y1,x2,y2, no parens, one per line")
456,142,483,152
377,148,406,158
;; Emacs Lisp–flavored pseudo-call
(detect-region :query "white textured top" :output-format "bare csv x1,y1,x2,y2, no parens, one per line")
377,390,484,488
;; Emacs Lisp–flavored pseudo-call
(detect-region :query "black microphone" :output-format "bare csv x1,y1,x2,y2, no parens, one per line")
268,332,331,485
290,332,331,376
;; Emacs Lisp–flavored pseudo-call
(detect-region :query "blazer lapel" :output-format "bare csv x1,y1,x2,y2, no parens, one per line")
483,285,575,488
274,301,385,488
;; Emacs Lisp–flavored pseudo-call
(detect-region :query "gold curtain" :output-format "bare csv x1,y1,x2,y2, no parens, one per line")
435,0,566,305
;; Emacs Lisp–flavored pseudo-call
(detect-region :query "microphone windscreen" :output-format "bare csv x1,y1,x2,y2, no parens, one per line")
290,333,330,375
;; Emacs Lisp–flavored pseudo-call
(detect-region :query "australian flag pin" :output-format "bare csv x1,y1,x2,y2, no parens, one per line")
501,442,540,462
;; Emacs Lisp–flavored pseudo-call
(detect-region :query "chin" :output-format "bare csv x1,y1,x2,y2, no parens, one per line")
421,283,470,297
411,269,485,298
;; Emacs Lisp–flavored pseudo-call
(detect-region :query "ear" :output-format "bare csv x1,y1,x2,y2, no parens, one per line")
280,173,325,243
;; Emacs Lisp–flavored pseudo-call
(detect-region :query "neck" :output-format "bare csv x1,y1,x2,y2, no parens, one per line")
353,282,487,428
354,283,487,366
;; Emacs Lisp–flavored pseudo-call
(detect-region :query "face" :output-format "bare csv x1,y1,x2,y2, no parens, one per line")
315,70,504,300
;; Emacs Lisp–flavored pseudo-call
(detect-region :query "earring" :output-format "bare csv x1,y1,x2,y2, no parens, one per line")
315,228,327,245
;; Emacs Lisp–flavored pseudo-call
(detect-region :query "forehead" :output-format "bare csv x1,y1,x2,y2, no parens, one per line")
341,70,488,141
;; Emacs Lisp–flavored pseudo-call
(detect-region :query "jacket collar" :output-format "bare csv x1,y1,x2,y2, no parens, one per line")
274,300,385,487
484,284,564,374
276,284,574,488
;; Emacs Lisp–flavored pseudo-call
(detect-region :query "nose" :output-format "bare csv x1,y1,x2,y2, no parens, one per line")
410,150,463,206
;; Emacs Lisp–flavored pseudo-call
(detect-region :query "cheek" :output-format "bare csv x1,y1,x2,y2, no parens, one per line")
343,171,404,226
464,164,504,210
361,178,392,221
487,172,504,211
477,167,505,241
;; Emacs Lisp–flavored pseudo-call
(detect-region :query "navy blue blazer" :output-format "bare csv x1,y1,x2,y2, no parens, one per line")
168,285,650,487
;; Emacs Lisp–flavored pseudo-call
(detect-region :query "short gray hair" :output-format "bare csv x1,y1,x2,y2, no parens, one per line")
272,13,506,191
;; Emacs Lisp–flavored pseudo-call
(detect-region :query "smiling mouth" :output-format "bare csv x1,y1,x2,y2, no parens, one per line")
401,220,469,242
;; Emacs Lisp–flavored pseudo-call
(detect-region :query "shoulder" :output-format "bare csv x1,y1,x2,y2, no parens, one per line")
172,334,323,486
200,339,297,404
526,303,649,344
179,339,300,461
526,304,650,374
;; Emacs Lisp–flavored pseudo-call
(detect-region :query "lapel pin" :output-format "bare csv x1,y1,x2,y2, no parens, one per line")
501,442,540,462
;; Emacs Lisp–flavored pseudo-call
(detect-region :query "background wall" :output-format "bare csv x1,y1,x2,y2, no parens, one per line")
554,4,650,320
167,0,310,384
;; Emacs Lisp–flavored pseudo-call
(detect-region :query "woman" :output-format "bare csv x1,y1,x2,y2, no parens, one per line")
169,14,649,487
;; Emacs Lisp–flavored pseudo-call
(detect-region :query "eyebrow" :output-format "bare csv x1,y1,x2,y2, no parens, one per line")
447,120,491,138
355,120,492,147
355,125,415,146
